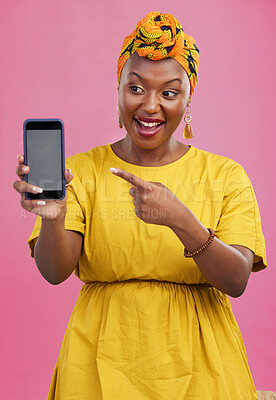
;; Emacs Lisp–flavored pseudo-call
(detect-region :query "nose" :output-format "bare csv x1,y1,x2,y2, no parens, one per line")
141,91,161,114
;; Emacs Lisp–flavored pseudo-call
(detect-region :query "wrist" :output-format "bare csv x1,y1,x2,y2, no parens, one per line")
41,214,66,229
40,205,67,223
167,200,193,231
168,202,212,251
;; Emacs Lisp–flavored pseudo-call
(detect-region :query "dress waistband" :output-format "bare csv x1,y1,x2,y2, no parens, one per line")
84,278,213,287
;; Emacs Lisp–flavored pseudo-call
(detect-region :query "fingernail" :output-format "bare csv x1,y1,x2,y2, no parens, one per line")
110,167,119,174
22,166,28,172
68,168,72,174
37,200,46,205
32,186,43,193
17,154,21,160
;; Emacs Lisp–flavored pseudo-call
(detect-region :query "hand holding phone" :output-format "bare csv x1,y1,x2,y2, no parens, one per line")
13,119,73,220
14,155,73,220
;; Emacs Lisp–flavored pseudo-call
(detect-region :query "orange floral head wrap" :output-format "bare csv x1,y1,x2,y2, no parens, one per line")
117,11,199,95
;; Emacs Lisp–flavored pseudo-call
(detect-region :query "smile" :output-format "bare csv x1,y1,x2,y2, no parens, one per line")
134,118,165,137
136,119,162,127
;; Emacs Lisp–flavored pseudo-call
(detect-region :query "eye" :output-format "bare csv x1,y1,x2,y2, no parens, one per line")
162,90,177,98
129,85,144,93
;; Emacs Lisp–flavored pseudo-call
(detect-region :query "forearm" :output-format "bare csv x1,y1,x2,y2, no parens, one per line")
34,218,76,285
169,202,251,297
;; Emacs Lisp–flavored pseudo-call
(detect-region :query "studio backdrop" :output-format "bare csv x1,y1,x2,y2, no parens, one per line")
1,0,275,398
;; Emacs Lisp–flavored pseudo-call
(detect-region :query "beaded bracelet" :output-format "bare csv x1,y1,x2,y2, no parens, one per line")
184,228,215,258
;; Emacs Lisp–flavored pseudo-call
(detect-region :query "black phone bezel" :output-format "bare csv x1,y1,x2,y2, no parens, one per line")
23,119,65,200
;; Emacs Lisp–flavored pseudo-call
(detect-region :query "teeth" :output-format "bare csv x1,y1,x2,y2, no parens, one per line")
137,120,161,127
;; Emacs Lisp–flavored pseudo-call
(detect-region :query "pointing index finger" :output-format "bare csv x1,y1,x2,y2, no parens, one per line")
110,167,147,189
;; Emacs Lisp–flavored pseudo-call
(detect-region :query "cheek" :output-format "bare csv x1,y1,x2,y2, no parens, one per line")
166,100,186,122
118,94,139,129
118,88,138,113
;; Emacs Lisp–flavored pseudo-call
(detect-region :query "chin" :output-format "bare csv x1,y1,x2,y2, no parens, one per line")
132,135,169,150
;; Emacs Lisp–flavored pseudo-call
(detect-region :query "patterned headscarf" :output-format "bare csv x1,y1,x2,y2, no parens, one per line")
117,11,199,95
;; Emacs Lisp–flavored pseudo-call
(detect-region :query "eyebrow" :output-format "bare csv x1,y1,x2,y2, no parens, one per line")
127,72,182,85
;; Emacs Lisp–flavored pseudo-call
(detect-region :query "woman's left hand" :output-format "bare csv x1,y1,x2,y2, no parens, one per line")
110,167,184,227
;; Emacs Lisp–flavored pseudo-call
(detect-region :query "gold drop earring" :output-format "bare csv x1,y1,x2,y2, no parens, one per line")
117,105,123,129
183,105,193,139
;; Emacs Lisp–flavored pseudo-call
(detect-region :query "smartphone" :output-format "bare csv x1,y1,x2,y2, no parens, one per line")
23,119,65,200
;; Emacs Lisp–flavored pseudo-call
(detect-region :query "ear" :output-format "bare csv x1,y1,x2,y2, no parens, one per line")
187,94,192,107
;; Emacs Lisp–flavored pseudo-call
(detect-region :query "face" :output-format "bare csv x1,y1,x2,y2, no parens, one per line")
118,53,191,150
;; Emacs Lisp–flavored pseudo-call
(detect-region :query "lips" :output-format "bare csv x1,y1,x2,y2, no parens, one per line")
134,117,165,138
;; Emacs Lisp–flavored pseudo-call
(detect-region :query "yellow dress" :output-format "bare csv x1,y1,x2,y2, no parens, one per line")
28,144,267,400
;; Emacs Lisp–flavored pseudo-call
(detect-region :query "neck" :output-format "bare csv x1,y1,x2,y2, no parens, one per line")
114,135,189,167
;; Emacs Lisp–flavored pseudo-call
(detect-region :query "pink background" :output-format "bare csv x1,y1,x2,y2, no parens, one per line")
1,0,275,398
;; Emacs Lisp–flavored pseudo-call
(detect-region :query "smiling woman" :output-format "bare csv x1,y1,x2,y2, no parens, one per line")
14,10,267,400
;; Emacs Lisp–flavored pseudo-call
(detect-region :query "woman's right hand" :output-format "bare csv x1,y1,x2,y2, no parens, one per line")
13,155,73,221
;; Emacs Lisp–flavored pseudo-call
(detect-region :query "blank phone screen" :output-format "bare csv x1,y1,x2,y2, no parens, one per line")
26,129,62,190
